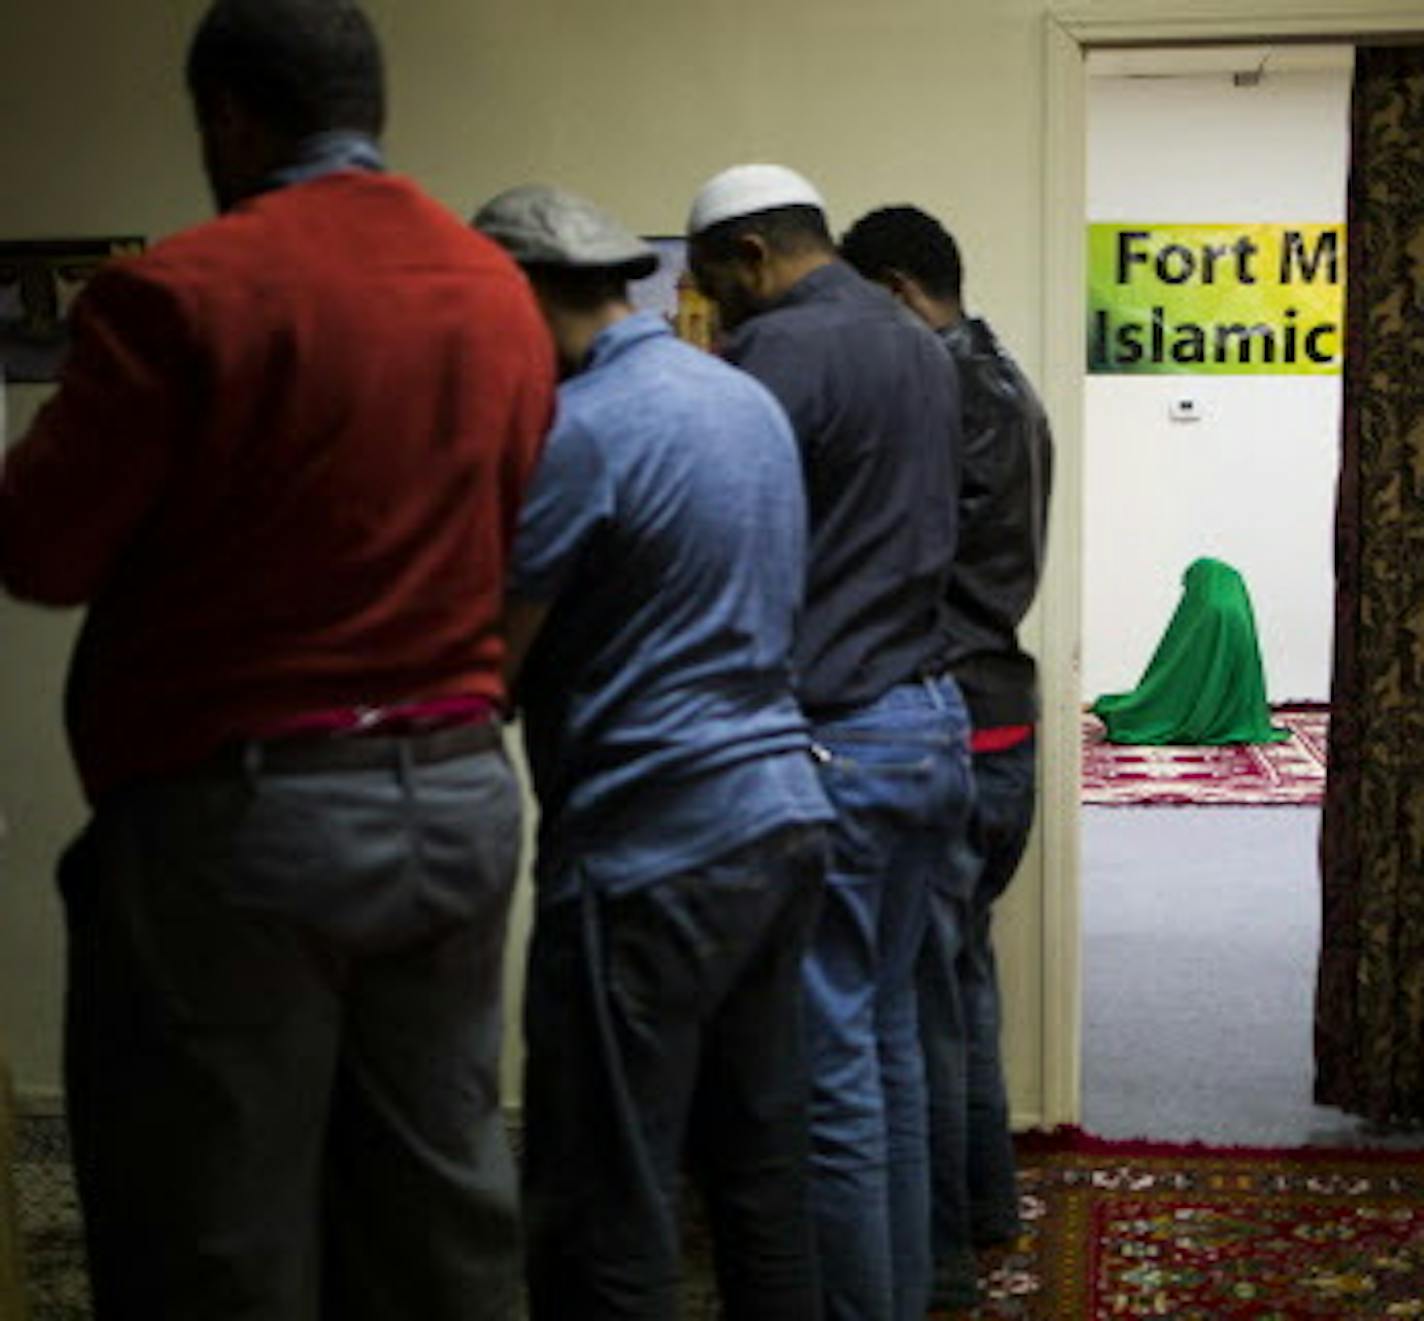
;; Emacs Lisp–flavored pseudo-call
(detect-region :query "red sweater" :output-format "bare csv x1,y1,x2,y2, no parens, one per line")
0,172,556,800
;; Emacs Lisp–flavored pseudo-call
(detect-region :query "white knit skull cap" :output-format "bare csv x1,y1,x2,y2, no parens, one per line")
686,164,827,237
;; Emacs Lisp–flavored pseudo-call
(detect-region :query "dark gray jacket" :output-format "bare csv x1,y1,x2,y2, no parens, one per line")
934,316,1053,728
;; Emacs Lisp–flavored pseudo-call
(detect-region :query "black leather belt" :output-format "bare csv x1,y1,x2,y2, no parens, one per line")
220,719,502,777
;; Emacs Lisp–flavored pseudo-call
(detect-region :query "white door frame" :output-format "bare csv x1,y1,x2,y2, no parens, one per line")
1035,2,1424,1127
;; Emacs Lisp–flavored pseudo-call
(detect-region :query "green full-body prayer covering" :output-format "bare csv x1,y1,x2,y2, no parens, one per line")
1092,557,1288,745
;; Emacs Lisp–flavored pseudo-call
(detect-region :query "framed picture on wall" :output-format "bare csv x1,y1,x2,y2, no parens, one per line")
630,237,719,352
0,237,145,384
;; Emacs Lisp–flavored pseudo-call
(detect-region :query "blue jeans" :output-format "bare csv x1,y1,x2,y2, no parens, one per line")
803,676,973,1321
523,825,827,1321
919,734,1038,1305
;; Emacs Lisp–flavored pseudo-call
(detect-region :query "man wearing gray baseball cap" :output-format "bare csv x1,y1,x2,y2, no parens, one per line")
687,165,974,1321
475,183,833,1320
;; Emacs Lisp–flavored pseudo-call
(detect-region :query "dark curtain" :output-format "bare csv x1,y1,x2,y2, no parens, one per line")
1316,45,1424,1126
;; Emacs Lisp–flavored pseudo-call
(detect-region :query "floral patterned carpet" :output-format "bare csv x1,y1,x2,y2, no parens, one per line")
18,1116,1424,1319
944,1129,1424,1319
1082,708,1328,808
13,1116,86,1321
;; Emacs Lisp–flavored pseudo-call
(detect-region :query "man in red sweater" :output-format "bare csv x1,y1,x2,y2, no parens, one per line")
0,2,554,1317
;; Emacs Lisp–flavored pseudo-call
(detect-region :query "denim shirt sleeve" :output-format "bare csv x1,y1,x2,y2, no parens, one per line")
507,410,614,603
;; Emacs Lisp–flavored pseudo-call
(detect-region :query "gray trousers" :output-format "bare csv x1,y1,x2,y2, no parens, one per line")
60,732,522,1321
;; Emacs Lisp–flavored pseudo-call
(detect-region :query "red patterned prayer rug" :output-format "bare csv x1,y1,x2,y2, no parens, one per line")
1081,708,1328,807
940,1128,1424,1319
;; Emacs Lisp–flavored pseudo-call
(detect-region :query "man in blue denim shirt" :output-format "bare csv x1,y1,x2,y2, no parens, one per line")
688,165,974,1321
477,184,833,1321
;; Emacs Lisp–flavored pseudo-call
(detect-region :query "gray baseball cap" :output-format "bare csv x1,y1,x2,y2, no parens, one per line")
474,183,659,279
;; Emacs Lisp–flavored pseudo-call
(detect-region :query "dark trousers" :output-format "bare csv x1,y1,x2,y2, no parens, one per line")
60,737,523,1321
522,825,827,1321
920,734,1038,1306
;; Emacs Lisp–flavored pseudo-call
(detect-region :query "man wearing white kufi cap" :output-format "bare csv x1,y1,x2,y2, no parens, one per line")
687,165,974,1321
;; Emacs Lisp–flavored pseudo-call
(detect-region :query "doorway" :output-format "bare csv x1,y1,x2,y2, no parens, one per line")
1033,9,1424,1132
1078,45,1348,1144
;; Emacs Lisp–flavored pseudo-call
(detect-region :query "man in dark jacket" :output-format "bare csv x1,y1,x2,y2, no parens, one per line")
842,204,1054,1311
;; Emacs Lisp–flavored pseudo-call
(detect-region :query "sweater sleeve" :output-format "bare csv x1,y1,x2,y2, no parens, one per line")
0,264,194,606
498,311,558,553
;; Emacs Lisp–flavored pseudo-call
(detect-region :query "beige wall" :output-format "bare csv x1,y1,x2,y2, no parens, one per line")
6,0,1418,1115
0,0,1056,1111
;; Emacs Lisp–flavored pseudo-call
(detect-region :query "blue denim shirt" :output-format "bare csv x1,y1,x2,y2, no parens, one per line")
511,312,832,902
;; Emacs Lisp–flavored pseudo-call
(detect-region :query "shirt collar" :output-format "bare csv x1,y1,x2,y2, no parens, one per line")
938,317,973,354
767,259,858,311
583,310,673,373
261,131,385,194
938,314,989,357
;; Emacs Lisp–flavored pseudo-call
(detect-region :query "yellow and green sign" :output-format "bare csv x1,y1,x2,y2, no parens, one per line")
1087,223,1344,375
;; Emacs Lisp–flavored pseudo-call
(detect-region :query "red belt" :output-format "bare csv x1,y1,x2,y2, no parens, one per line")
971,724,1034,754
254,695,496,741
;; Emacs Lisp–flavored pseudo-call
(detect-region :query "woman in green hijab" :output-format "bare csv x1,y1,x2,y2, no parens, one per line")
1093,557,1288,745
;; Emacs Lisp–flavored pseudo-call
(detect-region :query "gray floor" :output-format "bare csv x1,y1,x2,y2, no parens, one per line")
1081,805,1424,1148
